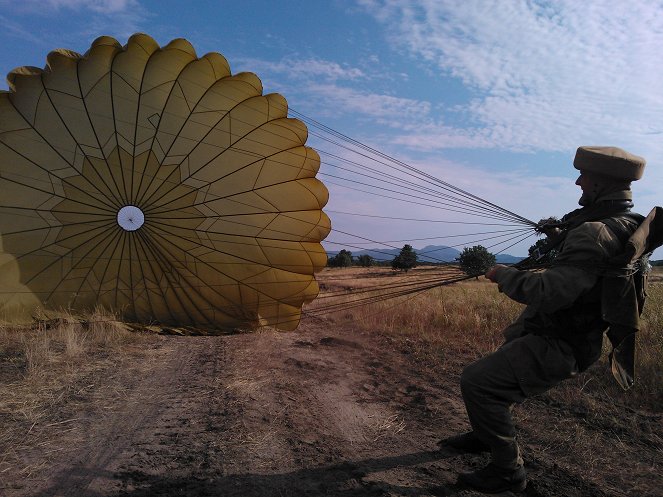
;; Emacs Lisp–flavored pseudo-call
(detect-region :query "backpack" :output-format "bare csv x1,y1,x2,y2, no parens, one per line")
601,207,663,389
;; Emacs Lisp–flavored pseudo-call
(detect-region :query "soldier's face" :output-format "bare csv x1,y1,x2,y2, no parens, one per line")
576,171,597,205
575,171,592,191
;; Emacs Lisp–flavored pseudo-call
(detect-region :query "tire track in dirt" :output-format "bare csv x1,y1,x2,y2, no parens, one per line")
28,336,227,497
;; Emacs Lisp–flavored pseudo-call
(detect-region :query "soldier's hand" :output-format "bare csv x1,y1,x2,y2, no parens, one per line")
485,264,506,282
541,226,562,237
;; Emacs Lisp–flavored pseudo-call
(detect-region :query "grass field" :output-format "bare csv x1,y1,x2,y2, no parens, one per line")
0,309,158,464
313,265,663,411
1,265,660,431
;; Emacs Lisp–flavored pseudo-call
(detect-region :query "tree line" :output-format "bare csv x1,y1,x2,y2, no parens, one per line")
327,244,500,275
327,216,663,275
327,244,419,271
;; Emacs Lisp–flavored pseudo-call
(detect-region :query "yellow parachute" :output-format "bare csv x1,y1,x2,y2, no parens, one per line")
0,34,331,331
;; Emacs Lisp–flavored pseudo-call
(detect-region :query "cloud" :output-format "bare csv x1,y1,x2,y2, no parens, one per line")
0,14,45,45
0,0,150,45
6,0,136,14
235,57,365,82
306,84,431,123
358,0,663,160
234,57,437,130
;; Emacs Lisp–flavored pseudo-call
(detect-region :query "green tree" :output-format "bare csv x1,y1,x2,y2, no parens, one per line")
392,244,418,271
357,254,374,267
457,245,496,279
328,249,352,268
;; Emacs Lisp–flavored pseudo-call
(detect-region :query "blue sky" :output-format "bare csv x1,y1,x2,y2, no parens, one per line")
1,0,662,257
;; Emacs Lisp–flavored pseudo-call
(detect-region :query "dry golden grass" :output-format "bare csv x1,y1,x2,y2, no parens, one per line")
315,266,663,411
0,309,159,476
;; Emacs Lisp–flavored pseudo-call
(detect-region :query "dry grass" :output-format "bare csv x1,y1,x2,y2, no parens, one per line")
315,266,663,411
0,308,159,477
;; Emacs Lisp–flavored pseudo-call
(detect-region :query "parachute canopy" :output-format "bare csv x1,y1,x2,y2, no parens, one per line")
0,33,331,331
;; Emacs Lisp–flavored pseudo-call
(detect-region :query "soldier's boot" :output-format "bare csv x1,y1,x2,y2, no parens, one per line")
438,431,490,454
459,463,527,493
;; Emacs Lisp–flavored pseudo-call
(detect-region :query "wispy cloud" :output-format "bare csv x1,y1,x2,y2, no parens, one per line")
389,125,494,150
233,56,437,132
0,14,45,45
5,0,136,14
306,84,431,123
236,57,365,82
0,0,149,42
78,0,134,13
358,0,663,160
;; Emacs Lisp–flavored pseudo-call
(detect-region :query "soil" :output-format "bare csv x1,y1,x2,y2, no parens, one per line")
1,317,661,497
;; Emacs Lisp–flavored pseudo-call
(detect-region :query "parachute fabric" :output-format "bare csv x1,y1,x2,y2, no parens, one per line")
0,33,330,331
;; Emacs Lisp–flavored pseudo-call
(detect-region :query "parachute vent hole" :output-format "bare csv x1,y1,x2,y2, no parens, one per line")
117,205,145,231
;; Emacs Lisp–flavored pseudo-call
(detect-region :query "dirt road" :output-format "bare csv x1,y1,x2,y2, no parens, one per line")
2,318,661,497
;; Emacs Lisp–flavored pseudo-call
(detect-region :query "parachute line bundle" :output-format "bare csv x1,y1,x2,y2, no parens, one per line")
0,33,542,330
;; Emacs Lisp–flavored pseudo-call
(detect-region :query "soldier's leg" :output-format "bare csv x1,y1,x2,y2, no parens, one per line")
460,347,525,470
456,335,579,492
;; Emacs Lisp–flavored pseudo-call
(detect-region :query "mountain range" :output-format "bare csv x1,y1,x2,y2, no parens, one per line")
327,245,525,264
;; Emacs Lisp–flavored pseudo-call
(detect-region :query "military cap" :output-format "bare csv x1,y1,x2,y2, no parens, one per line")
573,146,646,181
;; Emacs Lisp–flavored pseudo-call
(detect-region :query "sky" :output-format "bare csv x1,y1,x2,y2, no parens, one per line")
1,0,662,257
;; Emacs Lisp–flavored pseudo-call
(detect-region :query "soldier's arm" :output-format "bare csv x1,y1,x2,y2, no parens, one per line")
487,222,616,312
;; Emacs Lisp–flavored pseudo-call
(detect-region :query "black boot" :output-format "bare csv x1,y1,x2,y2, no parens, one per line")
459,463,527,493
438,431,490,454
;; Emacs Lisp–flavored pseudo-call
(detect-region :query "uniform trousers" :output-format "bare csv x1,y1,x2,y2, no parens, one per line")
460,334,579,470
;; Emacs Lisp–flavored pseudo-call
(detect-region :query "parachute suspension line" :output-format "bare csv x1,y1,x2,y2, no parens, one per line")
127,45,165,207
327,226,533,265
337,227,531,246
41,75,126,209
307,230,540,317
137,230,215,326
310,133,530,225
325,210,526,227
321,178,524,224
306,272,477,317
0,34,547,331
120,92,541,304
486,230,538,257
68,227,125,309
28,86,533,227
144,226,243,316
289,108,537,227
4,61,532,228
318,171,524,223
316,148,525,222
132,229,179,325
119,93,532,226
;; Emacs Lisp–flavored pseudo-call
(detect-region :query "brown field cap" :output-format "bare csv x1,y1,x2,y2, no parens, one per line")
574,146,646,181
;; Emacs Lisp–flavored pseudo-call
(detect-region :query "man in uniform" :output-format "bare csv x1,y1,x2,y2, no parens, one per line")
442,146,647,493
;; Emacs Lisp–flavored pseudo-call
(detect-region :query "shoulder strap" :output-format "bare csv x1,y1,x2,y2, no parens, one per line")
600,213,644,251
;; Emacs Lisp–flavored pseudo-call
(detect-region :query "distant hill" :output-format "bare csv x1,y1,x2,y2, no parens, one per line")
326,245,525,265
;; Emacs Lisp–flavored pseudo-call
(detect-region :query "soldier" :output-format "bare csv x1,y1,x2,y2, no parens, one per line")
442,146,648,493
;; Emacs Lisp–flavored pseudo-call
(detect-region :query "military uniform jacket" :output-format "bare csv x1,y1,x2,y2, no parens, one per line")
491,219,628,392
